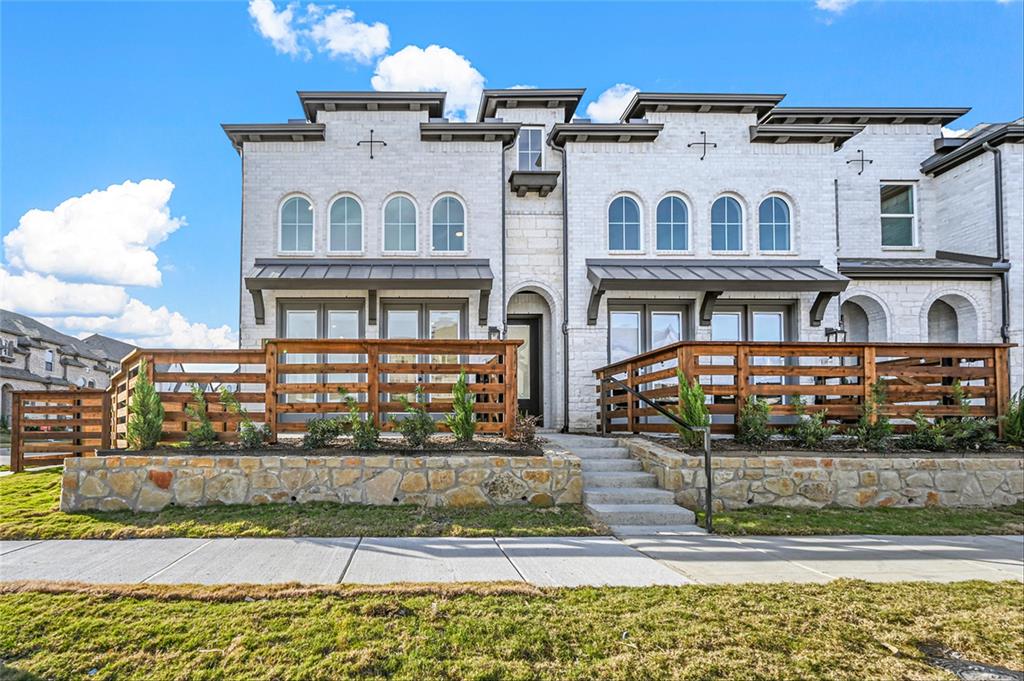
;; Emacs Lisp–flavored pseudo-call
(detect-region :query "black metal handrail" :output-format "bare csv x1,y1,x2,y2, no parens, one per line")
599,375,713,533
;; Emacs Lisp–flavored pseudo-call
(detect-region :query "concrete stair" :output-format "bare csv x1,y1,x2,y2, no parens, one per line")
542,433,698,535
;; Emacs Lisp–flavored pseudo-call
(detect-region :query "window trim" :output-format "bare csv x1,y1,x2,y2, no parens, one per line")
429,194,468,255
879,181,919,250
757,194,794,254
276,298,366,339
517,127,545,171
606,300,693,362
710,194,746,254
711,302,796,342
380,298,469,339
326,194,365,255
278,193,316,256
44,349,54,373
607,194,644,254
654,193,693,254
381,193,420,256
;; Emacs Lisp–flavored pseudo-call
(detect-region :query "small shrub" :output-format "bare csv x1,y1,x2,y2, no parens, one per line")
851,380,893,451
787,395,836,449
395,387,436,448
898,412,947,452
944,381,997,451
126,359,164,450
675,370,710,448
736,396,772,449
510,412,539,445
1003,388,1024,446
339,388,380,450
303,417,344,450
184,384,218,448
0,415,9,433
218,386,269,449
444,370,477,442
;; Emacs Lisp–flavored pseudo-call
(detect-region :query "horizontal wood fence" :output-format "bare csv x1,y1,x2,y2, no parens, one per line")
594,342,1013,437
9,389,110,472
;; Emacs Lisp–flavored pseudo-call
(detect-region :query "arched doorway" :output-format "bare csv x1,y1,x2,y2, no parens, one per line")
927,300,959,342
841,295,888,342
507,286,558,427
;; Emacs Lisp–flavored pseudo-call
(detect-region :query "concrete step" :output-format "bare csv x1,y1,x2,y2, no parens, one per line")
584,487,676,505
610,525,707,536
572,447,631,460
586,503,697,526
581,459,643,472
542,435,621,449
582,472,658,488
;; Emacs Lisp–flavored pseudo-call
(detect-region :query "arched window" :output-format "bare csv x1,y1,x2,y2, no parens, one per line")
759,197,791,251
384,196,417,252
432,196,465,251
656,196,688,251
608,196,641,251
329,197,362,252
711,196,742,251
280,196,314,252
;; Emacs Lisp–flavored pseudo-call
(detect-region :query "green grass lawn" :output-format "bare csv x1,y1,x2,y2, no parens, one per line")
0,580,1021,680
701,502,1024,536
0,469,599,539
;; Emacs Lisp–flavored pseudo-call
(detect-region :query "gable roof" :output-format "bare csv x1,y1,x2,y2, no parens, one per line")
476,89,586,123
0,310,134,363
80,334,137,361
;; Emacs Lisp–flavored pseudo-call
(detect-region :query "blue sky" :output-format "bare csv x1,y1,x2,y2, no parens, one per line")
2,0,1022,346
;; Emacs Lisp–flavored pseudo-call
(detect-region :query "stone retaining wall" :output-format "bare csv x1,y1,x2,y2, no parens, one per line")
60,450,582,512
622,439,1023,511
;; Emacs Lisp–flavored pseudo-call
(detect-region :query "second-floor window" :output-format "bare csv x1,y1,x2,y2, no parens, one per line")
384,196,417,252
280,196,314,253
518,128,543,170
432,196,466,251
329,197,362,252
656,196,689,251
711,196,743,251
44,349,54,372
880,183,915,247
758,197,791,251
608,196,641,251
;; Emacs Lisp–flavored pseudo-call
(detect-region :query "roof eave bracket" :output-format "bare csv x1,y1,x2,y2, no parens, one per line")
479,288,491,326
699,291,723,327
249,287,266,326
810,291,838,328
587,286,606,326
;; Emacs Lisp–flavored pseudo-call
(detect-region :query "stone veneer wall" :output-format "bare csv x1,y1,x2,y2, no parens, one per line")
61,450,582,513
622,439,1023,511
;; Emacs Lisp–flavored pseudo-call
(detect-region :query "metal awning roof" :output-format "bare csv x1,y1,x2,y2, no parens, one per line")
585,259,849,327
838,253,1011,279
244,258,494,326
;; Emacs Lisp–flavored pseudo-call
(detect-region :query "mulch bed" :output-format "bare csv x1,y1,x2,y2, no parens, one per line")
641,434,1023,457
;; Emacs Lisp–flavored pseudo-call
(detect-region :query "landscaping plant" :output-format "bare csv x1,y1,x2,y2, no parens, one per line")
510,411,539,445
898,412,947,452
395,386,436,448
1004,387,1024,446
183,383,218,448
217,387,270,449
944,381,997,451
125,359,164,451
787,395,836,449
338,388,380,450
675,370,710,448
303,416,344,449
444,370,476,442
852,380,893,451
736,396,772,449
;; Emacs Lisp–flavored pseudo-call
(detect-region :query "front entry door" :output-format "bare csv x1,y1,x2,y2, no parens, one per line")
506,316,542,424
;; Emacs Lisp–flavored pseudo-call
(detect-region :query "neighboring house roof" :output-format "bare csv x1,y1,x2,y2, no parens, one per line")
80,334,136,362
920,119,1024,176
0,365,72,387
838,252,1012,279
761,107,970,126
476,89,586,123
0,310,135,365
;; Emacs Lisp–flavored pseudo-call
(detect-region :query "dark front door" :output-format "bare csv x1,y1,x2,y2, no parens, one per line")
506,316,542,424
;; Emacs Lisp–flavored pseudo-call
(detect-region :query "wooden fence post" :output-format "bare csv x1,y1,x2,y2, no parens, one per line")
598,371,608,434
10,395,22,473
264,341,278,443
503,342,518,438
862,345,877,423
993,346,1010,437
100,391,112,450
736,344,750,415
367,344,380,428
625,361,636,433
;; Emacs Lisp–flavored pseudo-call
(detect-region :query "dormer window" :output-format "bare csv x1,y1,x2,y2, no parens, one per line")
518,128,543,170
44,349,54,372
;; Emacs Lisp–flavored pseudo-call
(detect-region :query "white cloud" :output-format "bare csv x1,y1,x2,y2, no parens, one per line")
52,299,236,349
3,179,184,288
585,83,638,123
248,0,305,57
372,44,485,120
0,268,129,316
942,126,971,138
508,84,537,90
309,7,389,64
815,0,857,12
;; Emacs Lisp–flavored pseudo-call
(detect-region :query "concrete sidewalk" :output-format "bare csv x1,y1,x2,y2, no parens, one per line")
1,534,1021,587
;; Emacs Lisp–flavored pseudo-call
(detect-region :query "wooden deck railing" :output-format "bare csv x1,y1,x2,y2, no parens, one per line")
594,341,1013,437
9,389,110,472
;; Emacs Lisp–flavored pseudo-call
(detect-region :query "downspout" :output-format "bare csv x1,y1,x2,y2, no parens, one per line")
833,178,842,314
983,142,1011,343
238,147,245,348
500,135,516,339
559,144,570,432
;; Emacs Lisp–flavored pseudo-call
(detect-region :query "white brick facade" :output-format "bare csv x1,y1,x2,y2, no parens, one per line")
233,92,1023,431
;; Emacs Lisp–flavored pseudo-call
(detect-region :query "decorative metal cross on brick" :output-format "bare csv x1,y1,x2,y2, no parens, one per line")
687,131,717,160
357,129,387,159
846,149,874,175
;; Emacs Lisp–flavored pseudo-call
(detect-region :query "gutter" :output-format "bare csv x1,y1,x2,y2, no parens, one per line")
983,142,1011,344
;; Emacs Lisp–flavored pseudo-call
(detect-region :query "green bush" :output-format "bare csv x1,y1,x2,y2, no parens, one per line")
444,370,476,442
736,396,773,449
126,359,164,450
943,381,997,451
675,370,710,448
898,412,947,452
851,380,893,451
218,386,269,449
339,388,380,450
395,387,436,448
787,395,836,449
303,417,344,450
183,384,218,448
1003,388,1024,446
